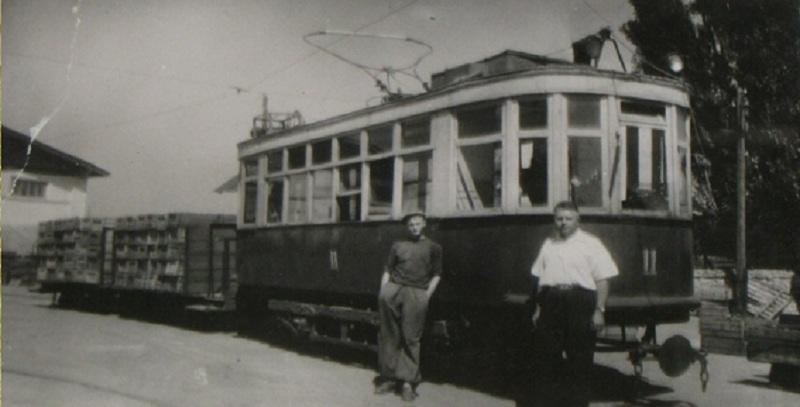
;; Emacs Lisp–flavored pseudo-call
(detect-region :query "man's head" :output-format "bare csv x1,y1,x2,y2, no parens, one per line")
403,212,427,239
553,200,580,239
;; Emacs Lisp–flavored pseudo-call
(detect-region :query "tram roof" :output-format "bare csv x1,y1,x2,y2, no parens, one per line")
239,50,687,152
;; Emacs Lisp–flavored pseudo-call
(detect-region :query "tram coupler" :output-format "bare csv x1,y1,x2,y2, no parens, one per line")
628,334,710,391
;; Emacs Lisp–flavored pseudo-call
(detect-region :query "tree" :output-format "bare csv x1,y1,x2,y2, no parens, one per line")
623,0,800,267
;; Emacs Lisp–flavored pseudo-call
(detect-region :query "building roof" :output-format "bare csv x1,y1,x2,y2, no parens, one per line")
214,174,239,194
2,126,109,177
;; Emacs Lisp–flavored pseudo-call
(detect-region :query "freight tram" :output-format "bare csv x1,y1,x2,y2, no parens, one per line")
234,50,704,377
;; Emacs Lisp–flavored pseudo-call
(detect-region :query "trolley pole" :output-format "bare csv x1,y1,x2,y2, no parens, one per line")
735,86,749,314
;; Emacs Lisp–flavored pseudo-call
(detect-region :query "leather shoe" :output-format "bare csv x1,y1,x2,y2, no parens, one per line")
374,381,395,395
401,383,417,402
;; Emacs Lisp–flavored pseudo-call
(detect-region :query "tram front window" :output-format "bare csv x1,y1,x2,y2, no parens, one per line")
519,139,548,206
457,143,502,210
622,126,668,211
568,137,602,207
266,180,284,223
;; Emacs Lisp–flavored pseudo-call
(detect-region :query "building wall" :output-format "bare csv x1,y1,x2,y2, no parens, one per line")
1,170,89,254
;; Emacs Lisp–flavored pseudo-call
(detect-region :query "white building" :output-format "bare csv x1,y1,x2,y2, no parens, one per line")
2,126,109,255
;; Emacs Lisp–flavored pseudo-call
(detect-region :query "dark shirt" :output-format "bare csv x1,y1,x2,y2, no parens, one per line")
385,237,443,289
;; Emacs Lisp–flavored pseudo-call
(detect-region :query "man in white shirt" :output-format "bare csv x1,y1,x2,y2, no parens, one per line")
530,200,618,407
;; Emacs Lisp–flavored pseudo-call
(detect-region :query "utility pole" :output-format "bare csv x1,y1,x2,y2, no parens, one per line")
735,86,749,314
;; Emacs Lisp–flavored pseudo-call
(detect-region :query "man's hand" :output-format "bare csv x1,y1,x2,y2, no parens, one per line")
591,309,605,331
531,307,541,327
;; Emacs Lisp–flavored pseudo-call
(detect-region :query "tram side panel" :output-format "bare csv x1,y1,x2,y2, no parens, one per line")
237,215,694,331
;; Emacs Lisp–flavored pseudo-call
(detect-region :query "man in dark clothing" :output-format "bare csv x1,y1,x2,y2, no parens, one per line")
374,212,442,402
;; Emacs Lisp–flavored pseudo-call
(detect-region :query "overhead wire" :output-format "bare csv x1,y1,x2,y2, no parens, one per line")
53,0,424,137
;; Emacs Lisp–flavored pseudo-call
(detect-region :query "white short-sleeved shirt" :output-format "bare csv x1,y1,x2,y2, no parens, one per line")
530,229,619,291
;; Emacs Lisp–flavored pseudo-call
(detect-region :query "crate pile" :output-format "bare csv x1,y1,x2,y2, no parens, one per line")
36,217,114,284
111,213,234,295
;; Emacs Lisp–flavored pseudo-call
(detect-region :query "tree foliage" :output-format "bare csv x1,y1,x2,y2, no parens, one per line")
623,0,800,267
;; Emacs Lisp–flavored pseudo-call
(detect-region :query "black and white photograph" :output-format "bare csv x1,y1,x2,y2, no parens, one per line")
2,1,800,406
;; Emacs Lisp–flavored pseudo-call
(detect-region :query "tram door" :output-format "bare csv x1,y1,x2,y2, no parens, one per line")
100,227,115,287
209,225,237,308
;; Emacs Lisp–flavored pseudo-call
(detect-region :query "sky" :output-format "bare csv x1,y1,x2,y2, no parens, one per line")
2,0,636,217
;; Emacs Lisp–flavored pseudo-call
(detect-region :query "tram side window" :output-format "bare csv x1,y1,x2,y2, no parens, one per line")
368,126,393,155
568,95,601,128
266,179,284,223
312,140,332,165
678,147,689,215
337,164,361,221
402,152,432,213
288,174,308,223
368,158,394,217
267,150,283,173
457,104,501,138
312,170,333,221
243,182,257,224
401,118,430,147
456,143,502,210
519,98,548,129
622,127,668,210
243,160,258,177
338,133,361,159
568,137,602,207
288,145,306,169
519,139,548,206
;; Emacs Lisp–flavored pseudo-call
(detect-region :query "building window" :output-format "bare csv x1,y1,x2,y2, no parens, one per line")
456,143,502,210
568,137,602,207
568,95,601,128
288,174,308,223
243,182,257,224
457,104,501,138
338,133,361,159
368,158,394,217
266,179,284,224
519,138,548,206
402,152,432,213
312,170,333,221
13,180,47,198
368,126,393,155
401,118,430,148
337,164,361,221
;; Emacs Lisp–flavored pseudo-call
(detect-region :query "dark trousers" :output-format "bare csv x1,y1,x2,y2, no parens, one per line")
532,286,597,407
378,281,429,384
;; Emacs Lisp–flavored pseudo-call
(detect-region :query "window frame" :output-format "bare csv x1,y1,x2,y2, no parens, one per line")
617,98,673,216
452,101,505,214
562,94,608,211
514,95,552,211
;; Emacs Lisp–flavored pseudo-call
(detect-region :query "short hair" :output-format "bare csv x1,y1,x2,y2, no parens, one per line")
401,211,427,224
553,200,579,213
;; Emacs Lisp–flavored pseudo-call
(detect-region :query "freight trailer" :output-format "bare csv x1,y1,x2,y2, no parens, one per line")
36,213,236,312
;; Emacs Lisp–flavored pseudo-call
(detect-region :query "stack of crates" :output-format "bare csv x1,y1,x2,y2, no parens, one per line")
36,217,115,284
111,213,234,296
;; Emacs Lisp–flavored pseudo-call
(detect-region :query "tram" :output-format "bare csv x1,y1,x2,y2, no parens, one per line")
234,49,700,376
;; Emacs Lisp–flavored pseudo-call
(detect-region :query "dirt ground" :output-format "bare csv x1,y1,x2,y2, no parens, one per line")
2,285,799,406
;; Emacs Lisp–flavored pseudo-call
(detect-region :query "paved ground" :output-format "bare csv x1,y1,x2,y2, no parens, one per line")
2,285,799,406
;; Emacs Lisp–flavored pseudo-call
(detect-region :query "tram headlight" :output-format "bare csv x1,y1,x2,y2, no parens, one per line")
667,53,684,74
